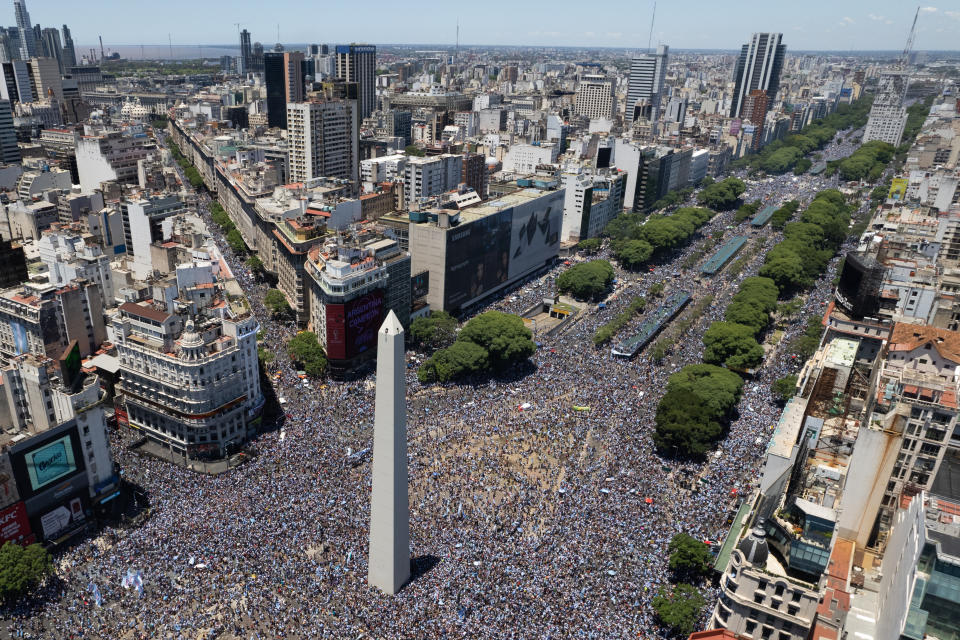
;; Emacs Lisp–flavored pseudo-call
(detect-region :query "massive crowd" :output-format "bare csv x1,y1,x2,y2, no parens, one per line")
0,133,859,639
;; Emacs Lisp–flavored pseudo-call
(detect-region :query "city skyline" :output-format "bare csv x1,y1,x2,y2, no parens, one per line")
18,0,960,53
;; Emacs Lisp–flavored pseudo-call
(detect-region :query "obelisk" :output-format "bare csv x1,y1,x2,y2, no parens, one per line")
367,310,410,594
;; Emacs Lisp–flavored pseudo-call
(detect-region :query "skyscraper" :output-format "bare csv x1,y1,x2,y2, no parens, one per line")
12,0,36,60
239,29,251,74
729,32,786,120
61,25,76,69
251,42,264,73
367,310,410,595
40,27,63,73
0,99,20,164
284,51,305,103
335,44,376,119
626,44,669,124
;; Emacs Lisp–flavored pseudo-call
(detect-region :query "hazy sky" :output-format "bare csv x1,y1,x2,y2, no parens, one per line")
16,0,960,52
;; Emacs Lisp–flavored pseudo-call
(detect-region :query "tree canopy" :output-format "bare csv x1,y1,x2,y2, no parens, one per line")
652,583,707,636
264,289,291,316
287,331,327,378
458,311,537,368
556,260,615,300
409,311,458,351
654,364,744,457
723,276,779,336
418,311,535,383
696,177,746,211
702,321,765,371
0,542,53,600
606,207,714,269
759,190,850,296
772,374,799,404
837,140,895,181
668,533,714,580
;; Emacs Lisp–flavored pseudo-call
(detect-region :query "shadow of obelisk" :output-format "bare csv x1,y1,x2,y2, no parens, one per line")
367,310,410,594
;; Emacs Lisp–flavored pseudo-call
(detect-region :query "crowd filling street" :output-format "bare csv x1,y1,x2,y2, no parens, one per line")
0,132,862,639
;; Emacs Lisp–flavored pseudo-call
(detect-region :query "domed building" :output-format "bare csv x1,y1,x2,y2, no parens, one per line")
712,518,821,639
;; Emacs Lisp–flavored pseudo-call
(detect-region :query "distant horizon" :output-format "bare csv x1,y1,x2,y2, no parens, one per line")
25,0,960,52
75,43,960,57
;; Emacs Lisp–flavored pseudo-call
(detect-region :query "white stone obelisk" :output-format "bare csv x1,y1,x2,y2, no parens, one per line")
367,310,410,594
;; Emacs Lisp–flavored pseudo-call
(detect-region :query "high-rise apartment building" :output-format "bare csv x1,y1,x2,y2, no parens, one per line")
286,99,359,183
239,29,251,75
60,25,76,69
742,90,770,152
863,73,909,146
626,44,669,124
574,74,616,121
402,154,463,209
335,44,376,119
12,0,35,60
729,32,786,120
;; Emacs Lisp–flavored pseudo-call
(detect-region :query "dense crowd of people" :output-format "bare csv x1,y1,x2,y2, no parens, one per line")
0,132,859,639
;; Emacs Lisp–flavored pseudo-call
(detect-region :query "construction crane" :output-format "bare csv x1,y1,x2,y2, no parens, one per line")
899,6,920,69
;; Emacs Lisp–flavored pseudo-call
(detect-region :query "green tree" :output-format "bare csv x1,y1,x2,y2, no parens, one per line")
758,255,806,295
793,157,812,175
654,364,743,457
772,374,799,404
458,311,535,369
668,533,714,580
418,340,490,383
652,583,706,636
703,321,764,371
612,239,653,269
556,260,615,300
246,255,265,276
409,311,458,351
0,542,53,600
648,282,665,298
697,177,746,211
404,144,426,157
264,289,291,316
577,237,602,254
287,331,327,378
226,228,247,254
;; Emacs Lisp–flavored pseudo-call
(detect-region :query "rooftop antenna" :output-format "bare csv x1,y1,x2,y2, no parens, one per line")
277,24,280,44
646,0,656,53
456,18,459,61
140,44,144,59
99,35,105,62
168,33,173,59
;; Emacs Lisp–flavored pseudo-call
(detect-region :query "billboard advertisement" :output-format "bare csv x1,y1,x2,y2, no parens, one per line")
9,320,28,355
889,178,908,201
0,502,33,546
10,424,85,501
507,190,564,280
325,289,385,361
0,454,19,511
25,435,77,492
444,209,512,311
38,496,85,540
